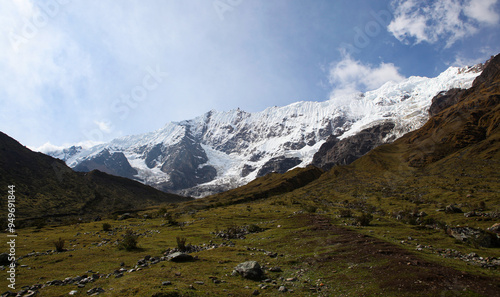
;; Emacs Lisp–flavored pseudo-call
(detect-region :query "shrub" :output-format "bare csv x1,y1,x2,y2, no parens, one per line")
157,207,168,218
102,223,112,231
54,238,65,252
176,236,189,252
303,205,318,213
118,230,138,251
247,224,262,233
34,219,46,229
339,209,352,218
164,213,178,226
355,212,373,226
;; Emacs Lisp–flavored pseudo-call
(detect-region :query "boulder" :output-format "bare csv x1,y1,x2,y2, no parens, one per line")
0,253,10,265
234,261,264,280
488,223,500,233
168,252,194,262
86,287,105,295
445,204,463,213
447,227,500,248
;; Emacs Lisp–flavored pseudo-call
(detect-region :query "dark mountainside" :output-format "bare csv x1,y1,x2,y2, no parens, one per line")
0,132,192,223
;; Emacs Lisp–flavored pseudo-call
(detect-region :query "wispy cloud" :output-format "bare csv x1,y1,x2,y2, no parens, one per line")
388,0,499,48
328,51,405,98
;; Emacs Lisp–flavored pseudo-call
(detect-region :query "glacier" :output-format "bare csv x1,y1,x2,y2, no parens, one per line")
47,64,482,197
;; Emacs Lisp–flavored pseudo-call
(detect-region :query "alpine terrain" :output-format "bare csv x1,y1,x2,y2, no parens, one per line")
47,62,485,197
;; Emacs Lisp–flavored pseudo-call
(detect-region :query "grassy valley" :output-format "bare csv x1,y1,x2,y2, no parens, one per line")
1,55,499,296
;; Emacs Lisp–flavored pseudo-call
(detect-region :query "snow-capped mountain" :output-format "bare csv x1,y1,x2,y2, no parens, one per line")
47,64,483,197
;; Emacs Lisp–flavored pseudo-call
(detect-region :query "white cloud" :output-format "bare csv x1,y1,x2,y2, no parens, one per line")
328,52,406,98
388,0,499,48
94,120,113,134
32,142,66,154
465,0,500,24
33,139,104,154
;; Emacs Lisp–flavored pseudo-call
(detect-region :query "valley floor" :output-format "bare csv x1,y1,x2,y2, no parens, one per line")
1,197,499,297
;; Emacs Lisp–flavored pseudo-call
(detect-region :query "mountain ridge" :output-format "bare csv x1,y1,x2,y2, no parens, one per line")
0,131,192,223
45,63,484,197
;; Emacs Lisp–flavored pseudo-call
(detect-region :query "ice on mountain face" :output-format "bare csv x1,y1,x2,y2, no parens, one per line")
48,64,482,197
335,67,480,141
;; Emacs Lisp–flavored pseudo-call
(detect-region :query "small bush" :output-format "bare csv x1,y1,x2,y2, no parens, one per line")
102,223,112,231
164,213,178,226
303,205,318,213
157,207,168,218
54,238,65,252
118,230,138,251
339,209,352,218
34,219,46,229
355,212,373,226
247,224,262,233
176,236,188,252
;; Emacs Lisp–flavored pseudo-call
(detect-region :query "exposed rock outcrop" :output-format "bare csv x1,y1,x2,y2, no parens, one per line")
257,157,302,177
311,122,395,170
74,149,138,180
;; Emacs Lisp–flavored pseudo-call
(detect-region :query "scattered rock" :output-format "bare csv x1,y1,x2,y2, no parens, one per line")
445,204,463,214
168,252,194,262
488,223,500,233
268,266,282,272
234,261,264,280
86,287,105,295
278,286,288,292
69,290,78,296
447,227,500,248
162,281,172,286
252,289,260,295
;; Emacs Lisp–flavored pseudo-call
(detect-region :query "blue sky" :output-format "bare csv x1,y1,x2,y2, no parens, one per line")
0,0,499,150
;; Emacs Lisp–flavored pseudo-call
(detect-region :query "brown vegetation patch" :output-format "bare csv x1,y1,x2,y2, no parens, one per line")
301,214,500,296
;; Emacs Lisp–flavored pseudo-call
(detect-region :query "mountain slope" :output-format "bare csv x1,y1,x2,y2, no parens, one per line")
0,132,192,222
298,54,500,214
47,63,483,197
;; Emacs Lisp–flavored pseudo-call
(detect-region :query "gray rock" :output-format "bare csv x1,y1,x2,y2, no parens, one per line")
162,281,172,286
447,226,500,248
278,286,288,292
22,290,37,297
168,252,194,262
234,261,264,280
86,287,105,295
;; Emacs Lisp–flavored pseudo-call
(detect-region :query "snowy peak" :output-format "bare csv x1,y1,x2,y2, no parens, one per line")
48,63,483,197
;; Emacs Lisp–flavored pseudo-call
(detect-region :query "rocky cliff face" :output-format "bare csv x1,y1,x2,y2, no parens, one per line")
46,62,484,197
74,149,138,180
311,122,395,170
